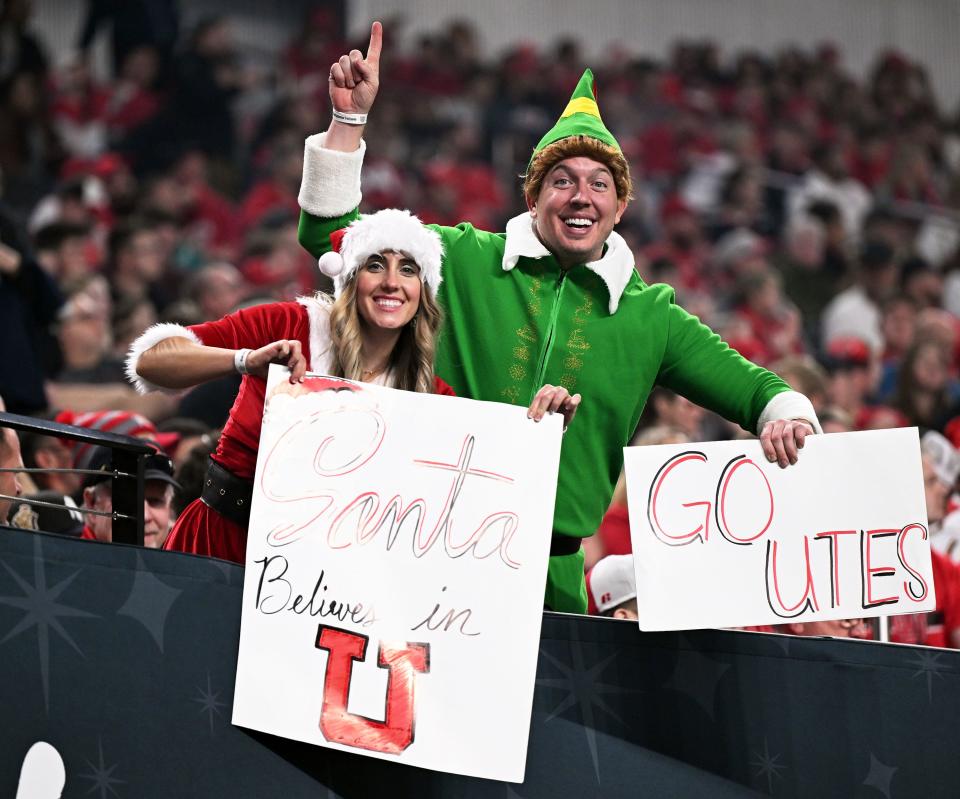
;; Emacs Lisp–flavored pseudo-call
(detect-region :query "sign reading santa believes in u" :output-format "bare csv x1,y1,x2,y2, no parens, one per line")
232,366,562,782
623,427,935,630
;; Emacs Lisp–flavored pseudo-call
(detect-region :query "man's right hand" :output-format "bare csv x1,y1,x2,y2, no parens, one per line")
329,21,382,116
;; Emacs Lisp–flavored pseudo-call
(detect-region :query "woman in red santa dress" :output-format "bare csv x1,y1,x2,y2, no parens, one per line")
127,209,579,562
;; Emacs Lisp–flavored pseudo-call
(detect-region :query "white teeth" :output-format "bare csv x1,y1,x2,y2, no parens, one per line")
565,218,593,227
376,298,402,308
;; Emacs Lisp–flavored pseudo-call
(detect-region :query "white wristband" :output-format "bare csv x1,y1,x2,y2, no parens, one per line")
234,348,252,375
332,109,368,126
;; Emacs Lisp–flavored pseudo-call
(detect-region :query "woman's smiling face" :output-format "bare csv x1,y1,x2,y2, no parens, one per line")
355,250,422,330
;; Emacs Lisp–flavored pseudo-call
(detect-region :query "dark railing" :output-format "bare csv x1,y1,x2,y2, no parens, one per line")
0,411,154,545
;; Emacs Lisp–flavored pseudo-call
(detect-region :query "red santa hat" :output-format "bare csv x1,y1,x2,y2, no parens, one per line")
317,208,443,298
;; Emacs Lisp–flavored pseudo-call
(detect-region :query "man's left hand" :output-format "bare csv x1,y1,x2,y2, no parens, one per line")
759,418,815,468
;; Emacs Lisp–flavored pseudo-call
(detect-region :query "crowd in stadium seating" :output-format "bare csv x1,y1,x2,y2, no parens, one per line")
4,2,960,642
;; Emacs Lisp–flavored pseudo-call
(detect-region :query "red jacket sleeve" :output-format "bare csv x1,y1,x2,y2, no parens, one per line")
188,302,304,350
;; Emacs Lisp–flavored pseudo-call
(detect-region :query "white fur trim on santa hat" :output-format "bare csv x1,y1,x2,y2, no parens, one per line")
125,323,202,394
333,209,444,298
298,132,366,218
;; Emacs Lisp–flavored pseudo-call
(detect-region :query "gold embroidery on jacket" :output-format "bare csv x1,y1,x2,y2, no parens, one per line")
559,294,592,391
501,275,544,403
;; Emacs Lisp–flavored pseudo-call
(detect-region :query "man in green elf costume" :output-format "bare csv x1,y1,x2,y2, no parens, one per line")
297,22,821,613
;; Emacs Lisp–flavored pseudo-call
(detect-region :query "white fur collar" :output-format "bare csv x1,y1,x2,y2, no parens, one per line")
501,212,634,314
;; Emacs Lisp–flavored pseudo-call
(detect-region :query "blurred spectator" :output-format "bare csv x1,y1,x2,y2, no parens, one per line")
20,427,81,496
732,271,804,365
0,203,63,413
639,387,707,440
55,408,170,474
821,239,899,355
184,262,247,322
817,405,854,434
80,443,179,547
771,355,829,415
900,255,943,311
0,69,63,211
0,413,24,525
240,132,304,231
54,276,124,383
642,195,710,293
889,445,960,648
112,294,157,359
788,140,871,241
892,339,960,429
155,416,213,467
0,0,48,85
822,337,877,423
77,0,179,80
49,54,109,159
33,221,96,288
168,16,245,166
107,216,169,310
587,554,638,620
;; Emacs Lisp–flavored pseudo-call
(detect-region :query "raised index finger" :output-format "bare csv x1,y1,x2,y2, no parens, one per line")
366,21,383,66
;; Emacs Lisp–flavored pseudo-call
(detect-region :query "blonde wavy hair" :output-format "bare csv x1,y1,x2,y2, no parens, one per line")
327,266,444,394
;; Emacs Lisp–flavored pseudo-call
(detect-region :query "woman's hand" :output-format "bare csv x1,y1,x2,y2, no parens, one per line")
246,340,307,383
528,384,582,430
759,418,815,468
329,21,382,115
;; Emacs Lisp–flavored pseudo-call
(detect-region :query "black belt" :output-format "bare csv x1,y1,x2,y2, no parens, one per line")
550,534,582,557
201,458,253,528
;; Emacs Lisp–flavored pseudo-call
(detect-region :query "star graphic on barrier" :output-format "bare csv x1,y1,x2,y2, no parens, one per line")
749,738,786,794
116,554,182,653
862,752,897,798
0,535,96,713
80,738,125,799
210,559,234,584
536,626,640,784
193,671,228,734
665,635,731,720
909,648,946,703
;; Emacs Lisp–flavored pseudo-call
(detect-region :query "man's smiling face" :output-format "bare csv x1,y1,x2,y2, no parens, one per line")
527,156,627,269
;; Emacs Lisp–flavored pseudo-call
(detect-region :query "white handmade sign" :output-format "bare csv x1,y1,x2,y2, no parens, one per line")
232,366,562,782
623,428,935,631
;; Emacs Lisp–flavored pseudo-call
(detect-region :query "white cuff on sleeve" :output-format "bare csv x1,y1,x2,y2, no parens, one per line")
125,323,202,395
298,132,366,218
756,390,823,435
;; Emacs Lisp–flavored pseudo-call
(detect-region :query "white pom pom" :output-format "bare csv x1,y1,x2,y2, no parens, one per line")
318,251,344,278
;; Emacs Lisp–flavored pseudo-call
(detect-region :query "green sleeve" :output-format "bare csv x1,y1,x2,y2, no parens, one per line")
297,208,361,258
298,211,487,264
657,296,791,432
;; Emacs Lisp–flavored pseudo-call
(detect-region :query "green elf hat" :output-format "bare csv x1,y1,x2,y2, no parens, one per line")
531,68,621,159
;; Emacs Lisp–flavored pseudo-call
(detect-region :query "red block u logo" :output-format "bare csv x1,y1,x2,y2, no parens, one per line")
315,625,430,755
